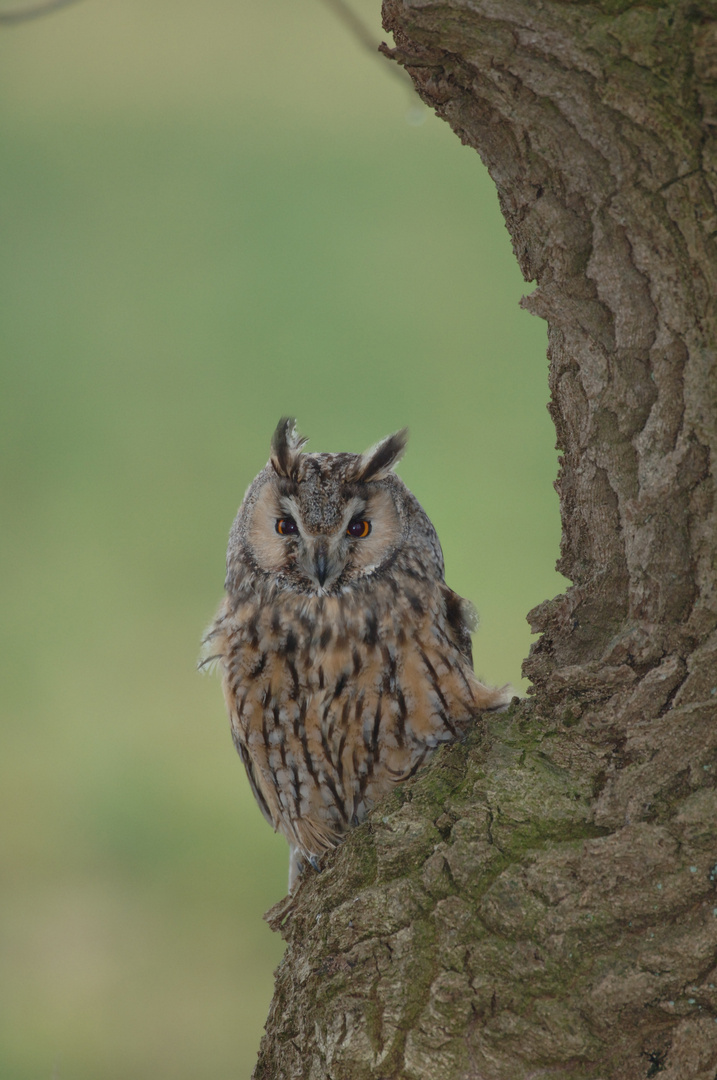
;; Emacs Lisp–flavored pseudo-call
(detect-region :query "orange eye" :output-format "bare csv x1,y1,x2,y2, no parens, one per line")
347,518,371,539
276,517,298,536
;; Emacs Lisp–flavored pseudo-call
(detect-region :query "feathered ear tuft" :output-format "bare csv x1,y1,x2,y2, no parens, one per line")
349,428,408,482
270,417,307,477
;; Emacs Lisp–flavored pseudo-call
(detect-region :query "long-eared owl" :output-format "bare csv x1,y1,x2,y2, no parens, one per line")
202,419,512,889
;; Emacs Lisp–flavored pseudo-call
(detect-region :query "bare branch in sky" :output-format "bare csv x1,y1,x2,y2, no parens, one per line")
317,0,413,88
0,0,84,26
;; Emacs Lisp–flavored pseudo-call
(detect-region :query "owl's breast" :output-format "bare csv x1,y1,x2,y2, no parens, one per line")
212,586,485,858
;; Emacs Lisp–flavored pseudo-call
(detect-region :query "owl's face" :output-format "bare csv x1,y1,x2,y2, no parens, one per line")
225,419,443,597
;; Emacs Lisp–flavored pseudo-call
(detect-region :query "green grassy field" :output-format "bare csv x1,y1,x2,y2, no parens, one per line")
0,2,564,1076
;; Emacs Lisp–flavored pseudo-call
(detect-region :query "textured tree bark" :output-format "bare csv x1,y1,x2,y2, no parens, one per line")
253,2,717,1077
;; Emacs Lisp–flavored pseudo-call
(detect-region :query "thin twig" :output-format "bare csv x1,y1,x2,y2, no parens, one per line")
0,0,84,26
317,0,413,89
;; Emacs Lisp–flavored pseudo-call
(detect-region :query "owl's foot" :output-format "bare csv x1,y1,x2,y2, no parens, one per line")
288,844,323,892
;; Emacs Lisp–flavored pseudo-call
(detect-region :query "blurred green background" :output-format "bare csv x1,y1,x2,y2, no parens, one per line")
0,1,563,1077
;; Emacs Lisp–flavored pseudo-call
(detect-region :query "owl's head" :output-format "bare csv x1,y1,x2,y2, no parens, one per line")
225,418,443,597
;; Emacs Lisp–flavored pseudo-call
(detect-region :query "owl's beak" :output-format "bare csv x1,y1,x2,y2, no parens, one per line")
314,543,329,587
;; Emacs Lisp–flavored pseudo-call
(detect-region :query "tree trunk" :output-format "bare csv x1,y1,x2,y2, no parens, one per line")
253,2,717,1077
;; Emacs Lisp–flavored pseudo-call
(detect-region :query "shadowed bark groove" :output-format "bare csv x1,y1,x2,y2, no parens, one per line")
253,2,717,1077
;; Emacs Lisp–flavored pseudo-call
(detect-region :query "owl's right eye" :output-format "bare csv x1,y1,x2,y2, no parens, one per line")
276,517,298,536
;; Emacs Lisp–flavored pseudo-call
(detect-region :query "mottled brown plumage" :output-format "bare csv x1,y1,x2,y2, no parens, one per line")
202,420,512,889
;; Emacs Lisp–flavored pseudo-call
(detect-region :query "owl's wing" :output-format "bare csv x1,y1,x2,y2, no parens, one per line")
235,740,275,828
440,585,475,667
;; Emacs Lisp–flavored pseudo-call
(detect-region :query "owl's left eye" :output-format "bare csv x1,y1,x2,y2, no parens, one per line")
276,517,298,536
347,518,371,539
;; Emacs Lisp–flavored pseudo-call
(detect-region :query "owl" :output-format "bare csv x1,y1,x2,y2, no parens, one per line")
202,419,512,890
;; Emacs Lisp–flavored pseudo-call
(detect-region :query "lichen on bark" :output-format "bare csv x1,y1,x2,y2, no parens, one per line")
253,1,717,1077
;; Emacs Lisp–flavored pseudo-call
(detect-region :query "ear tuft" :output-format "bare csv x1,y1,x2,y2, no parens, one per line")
349,428,408,482
270,417,307,477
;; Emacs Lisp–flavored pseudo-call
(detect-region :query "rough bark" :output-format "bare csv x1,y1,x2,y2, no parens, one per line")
253,2,717,1077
